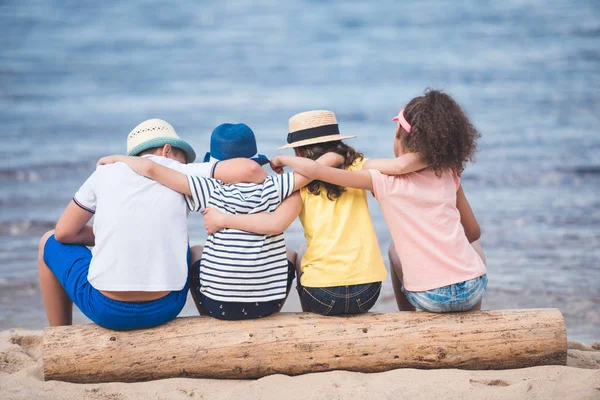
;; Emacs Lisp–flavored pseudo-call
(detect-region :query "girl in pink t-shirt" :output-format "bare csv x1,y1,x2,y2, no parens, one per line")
271,89,487,313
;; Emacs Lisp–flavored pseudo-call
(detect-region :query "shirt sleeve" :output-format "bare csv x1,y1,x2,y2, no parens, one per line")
368,169,391,200
269,172,295,204
185,175,220,212
73,172,98,214
174,161,218,178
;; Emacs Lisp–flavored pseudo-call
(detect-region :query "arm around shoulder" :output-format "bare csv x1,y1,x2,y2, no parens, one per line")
273,155,373,191
214,158,268,184
362,153,427,175
203,192,302,235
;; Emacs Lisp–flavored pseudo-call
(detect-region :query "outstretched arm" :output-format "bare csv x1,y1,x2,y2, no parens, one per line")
97,156,191,195
214,158,268,184
291,152,344,191
203,192,302,235
203,153,342,235
271,155,373,191
362,153,427,175
270,152,344,191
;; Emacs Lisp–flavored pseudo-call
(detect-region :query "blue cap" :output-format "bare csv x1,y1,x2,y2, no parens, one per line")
203,123,269,166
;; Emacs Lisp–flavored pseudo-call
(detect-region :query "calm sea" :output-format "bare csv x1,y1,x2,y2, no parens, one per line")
1,0,598,342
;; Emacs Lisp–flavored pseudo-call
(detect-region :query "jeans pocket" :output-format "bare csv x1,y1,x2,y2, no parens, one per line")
355,283,382,313
301,287,335,316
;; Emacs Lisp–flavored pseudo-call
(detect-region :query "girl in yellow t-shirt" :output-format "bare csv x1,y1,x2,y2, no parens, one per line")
203,110,424,316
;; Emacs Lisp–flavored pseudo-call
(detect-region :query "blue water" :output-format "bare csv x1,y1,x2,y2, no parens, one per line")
1,0,599,342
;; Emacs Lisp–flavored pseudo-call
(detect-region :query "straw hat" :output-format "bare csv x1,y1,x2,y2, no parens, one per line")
277,110,356,149
127,119,196,163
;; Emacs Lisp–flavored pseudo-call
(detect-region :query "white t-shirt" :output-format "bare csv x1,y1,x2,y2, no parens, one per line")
73,155,215,291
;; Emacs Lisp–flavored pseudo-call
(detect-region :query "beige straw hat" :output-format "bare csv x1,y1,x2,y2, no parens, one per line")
127,119,196,163
277,110,356,150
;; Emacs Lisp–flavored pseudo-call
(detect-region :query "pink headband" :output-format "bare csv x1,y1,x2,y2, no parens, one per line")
392,108,411,133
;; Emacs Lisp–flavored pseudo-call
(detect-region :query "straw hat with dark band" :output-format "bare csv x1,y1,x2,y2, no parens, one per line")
277,110,356,149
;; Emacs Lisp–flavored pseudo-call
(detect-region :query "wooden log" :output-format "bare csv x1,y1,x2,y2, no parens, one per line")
43,309,567,383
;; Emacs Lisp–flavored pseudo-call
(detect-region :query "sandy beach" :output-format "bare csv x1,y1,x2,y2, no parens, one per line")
1,328,599,400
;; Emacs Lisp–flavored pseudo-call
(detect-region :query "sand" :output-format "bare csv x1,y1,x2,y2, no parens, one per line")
1,329,599,400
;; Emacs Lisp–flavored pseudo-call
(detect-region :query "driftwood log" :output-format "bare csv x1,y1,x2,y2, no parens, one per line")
43,309,567,383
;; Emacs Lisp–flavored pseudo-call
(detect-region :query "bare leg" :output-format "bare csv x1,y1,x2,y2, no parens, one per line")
469,240,486,311
188,245,208,316
38,230,73,326
294,244,310,312
388,243,416,312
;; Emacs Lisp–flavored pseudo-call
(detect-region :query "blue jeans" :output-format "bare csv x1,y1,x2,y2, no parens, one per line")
43,235,189,330
403,274,488,313
298,279,382,316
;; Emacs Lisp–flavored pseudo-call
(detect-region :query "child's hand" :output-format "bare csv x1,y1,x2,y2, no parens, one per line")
202,208,227,235
270,155,285,174
97,155,153,177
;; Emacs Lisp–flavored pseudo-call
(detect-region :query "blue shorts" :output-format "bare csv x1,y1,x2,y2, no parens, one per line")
298,277,382,316
43,235,189,330
403,274,488,313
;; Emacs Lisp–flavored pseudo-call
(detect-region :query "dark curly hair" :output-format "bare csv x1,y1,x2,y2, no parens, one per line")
294,141,363,200
401,89,480,176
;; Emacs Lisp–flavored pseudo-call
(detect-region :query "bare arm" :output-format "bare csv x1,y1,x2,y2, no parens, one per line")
271,154,373,191
54,201,95,246
204,153,342,235
213,158,267,184
362,153,427,175
98,155,191,195
203,192,302,235
456,185,481,243
290,152,345,191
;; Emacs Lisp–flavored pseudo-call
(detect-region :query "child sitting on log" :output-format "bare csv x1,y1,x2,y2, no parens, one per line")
267,90,488,313
38,119,265,330
98,123,341,320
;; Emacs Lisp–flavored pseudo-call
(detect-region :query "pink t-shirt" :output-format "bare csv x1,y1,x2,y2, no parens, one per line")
369,168,486,292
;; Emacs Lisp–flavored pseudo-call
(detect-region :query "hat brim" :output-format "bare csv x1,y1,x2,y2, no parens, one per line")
204,153,270,166
128,137,196,163
252,154,270,166
276,134,357,150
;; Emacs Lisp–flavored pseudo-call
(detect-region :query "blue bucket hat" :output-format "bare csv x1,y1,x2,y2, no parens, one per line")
203,123,269,166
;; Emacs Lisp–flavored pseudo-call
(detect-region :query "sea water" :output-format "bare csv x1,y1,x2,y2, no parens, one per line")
0,0,598,342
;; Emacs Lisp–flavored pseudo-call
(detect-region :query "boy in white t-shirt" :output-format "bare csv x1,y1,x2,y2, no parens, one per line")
38,119,267,330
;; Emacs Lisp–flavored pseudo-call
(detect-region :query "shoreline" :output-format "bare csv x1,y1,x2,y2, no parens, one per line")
1,328,599,400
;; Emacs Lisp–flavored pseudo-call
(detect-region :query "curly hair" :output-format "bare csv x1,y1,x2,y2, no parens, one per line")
401,89,480,176
294,141,363,200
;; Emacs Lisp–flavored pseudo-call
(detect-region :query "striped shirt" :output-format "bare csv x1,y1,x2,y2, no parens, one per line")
185,172,295,302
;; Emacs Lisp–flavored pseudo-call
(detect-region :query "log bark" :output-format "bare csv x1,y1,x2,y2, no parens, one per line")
43,309,567,383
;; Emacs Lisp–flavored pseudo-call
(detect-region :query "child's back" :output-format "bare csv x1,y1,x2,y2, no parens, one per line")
369,168,485,292
77,156,192,292
186,173,295,303
299,157,386,288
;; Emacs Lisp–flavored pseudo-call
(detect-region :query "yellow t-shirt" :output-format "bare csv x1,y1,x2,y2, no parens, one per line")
299,157,387,287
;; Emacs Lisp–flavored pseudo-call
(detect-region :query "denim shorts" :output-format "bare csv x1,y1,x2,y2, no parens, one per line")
191,259,295,320
298,278,382,316
43,235,189,330
403,274,488,313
